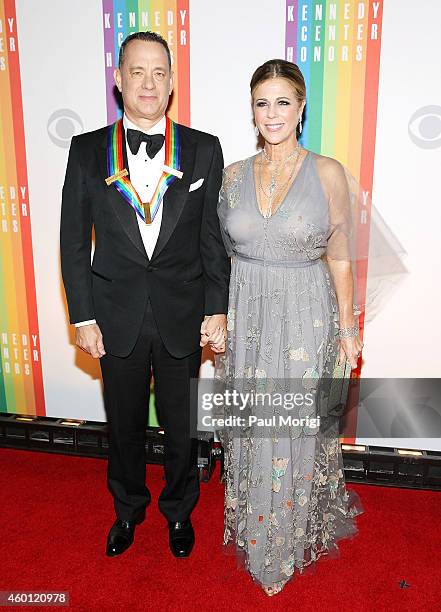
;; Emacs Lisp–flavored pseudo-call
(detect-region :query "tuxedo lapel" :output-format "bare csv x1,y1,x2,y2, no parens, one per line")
97,128,148,260
151,125,196,260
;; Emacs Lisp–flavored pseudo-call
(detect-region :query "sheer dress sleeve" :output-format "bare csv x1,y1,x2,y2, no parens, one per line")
315,155,407,322
217,160,246,257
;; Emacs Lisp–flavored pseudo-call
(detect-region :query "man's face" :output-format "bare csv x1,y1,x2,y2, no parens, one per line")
114,40,173,126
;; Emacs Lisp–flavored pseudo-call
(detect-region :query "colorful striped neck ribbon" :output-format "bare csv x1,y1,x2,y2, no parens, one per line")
106,116,181,224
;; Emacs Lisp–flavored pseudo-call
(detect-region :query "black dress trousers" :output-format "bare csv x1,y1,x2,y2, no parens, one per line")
100,298,201,523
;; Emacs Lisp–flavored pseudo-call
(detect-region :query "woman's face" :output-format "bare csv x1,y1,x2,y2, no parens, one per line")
252,77,305,145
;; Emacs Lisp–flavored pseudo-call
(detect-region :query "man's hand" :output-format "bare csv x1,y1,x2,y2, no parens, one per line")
200,314,227,354
75,323,106,358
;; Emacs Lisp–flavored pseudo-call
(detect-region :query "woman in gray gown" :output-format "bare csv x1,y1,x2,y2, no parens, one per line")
212,59,365,596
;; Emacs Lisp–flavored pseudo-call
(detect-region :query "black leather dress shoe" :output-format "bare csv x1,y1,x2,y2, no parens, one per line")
106,519,138,557
168,520,195,558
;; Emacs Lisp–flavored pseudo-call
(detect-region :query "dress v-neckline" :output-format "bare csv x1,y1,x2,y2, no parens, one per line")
251,150,310,220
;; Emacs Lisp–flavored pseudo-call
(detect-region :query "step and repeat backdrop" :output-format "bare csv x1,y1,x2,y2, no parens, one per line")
0,0,440,449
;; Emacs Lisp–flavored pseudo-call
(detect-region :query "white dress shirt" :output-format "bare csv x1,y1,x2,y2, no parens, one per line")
123,113,166,259
75,114,166,328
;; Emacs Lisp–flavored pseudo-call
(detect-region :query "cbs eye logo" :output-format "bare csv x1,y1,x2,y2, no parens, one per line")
408,105,441,149
47,109,84,148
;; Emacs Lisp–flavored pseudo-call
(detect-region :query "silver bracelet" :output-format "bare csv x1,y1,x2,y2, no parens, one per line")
337,325,359,339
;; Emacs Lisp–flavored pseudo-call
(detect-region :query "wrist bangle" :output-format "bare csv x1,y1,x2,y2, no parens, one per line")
337,325,359,339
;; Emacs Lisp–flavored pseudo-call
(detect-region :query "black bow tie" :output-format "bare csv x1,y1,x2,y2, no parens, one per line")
126,129,165,158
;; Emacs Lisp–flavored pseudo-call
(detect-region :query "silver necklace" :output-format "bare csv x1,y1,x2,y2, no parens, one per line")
262,144,301,164
258,144,302,218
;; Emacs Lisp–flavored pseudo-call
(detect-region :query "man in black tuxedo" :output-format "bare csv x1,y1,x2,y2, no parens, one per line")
60,31,229,558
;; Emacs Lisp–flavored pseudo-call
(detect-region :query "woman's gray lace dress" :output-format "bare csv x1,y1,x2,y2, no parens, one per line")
215,151,364,588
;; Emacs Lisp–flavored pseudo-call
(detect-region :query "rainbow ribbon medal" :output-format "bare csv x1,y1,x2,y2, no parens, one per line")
106,117,181,224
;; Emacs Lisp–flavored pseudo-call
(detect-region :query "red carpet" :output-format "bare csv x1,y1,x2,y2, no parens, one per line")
0,448,439,612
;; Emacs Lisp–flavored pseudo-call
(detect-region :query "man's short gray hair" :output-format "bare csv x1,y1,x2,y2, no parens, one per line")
118,31,171,69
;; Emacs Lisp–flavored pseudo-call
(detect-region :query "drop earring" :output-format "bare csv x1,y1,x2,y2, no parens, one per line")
298,117,303,134
254,125,259,137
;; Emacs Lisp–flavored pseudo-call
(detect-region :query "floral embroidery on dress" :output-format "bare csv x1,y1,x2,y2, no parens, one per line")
302,367,320,389
280,555,296,577
222,160,246,209
272,457,290,493
287,346,310,361
226,308,236,331
216,152,363,590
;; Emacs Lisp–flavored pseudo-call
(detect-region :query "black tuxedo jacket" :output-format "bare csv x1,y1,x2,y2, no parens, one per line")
60,120,230,359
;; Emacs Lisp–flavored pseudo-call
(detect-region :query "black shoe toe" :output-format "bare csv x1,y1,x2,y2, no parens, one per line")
168,520,195,558
106,519,136,557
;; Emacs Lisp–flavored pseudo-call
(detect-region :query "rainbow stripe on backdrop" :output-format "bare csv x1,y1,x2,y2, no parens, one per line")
0,0,45,415
107,116,180,223
285,0,384,439
101,2,190,426
102,0,190,125
286,0,383,181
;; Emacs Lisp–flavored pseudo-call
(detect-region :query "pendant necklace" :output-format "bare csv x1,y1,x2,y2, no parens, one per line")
258,143,302,219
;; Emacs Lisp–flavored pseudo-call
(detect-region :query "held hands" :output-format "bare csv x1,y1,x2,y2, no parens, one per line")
75,323,106,359
200,314,227,354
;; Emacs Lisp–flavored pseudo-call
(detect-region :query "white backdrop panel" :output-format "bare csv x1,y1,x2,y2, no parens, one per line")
13,0,441,451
